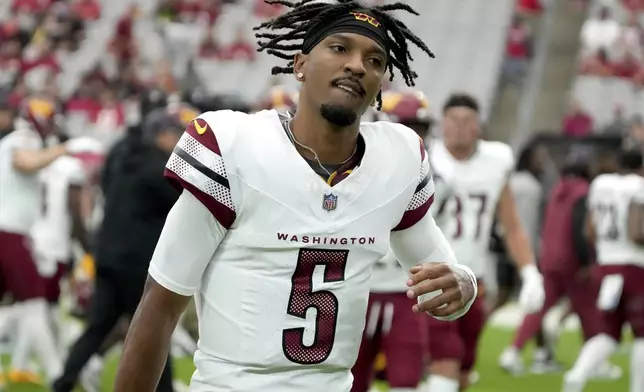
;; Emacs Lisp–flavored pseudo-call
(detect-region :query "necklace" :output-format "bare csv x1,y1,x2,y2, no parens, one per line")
285,120,357,178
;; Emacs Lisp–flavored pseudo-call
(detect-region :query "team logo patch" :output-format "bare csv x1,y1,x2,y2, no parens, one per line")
350,11,380,28
322,193,338,212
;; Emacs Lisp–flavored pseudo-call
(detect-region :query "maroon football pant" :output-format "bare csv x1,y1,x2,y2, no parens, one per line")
426,291,486,372
351,292,428,392
513,270,600,349
45,262,68,303
0,230,46,301
593,264,644,339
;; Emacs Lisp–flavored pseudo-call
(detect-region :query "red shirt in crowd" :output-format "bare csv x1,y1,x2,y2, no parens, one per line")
506,25,529,58
12,0,51,13
73,0,101,21
562,111,594,137
517,0,542,14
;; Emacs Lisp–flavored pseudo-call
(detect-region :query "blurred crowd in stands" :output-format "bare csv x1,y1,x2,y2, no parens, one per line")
1,0,642,156
578,3,644,80
561,0,644,146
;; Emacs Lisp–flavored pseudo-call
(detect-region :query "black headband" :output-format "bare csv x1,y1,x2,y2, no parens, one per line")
302,9,389,55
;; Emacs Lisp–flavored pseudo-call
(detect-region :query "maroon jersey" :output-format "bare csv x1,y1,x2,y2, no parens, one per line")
539,176,589,275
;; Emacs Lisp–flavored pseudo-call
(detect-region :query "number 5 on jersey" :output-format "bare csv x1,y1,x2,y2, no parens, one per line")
282,249,349,365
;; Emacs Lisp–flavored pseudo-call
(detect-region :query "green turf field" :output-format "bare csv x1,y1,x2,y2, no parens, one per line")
2,324,629,392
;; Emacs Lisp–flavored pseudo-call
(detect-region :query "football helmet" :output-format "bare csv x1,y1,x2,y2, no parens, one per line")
381,89,433,138
258,85,298,111
20,95,58,136
381,89,432,124
144,101,201,136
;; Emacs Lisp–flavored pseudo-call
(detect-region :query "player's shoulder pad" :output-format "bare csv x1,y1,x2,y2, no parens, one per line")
364,121,426,164
2,128,41,150
182,109,252,162
196,109,249,141
624,173,644,191
589,173,616,193
479,140,514,167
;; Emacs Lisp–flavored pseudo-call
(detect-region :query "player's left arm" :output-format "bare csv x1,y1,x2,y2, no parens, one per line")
390,137,477,321
497,181,544,313
497,182,538,272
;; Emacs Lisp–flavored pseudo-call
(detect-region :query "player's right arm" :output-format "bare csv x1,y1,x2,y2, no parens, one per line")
12,135,66,173
13,134,103,174
116,113,237,392
116,190,225,392
390,135,477,321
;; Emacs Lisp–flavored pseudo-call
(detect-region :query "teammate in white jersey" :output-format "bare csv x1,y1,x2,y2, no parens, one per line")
425,93,545,392
352,89,434,392
31,154,90,342
115,2,478,392
0,95,102,384
563,149,644,392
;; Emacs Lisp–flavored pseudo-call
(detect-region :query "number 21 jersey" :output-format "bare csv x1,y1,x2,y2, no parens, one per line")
429,140,514,278
162,110,434,391
589,173,644,266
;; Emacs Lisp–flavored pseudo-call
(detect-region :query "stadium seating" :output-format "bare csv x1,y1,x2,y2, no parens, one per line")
1,0,520,139
170,0,515,119
572,0,644,129
573,75,644,125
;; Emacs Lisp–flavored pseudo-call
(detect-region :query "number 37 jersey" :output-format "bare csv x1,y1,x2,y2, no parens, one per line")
162,110,435,391
429,140,514,278
588,173,644,266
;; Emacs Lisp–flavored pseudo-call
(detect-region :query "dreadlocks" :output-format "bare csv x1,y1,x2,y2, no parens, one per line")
253,0,434,110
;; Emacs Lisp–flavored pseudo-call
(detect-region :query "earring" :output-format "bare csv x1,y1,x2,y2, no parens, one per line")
370,99,376,107
297,72,304,80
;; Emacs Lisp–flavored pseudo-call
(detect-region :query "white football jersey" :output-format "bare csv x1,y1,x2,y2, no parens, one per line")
369,145,437,293
0,128,44,234
31,156,86,261
588,173,644,267
369,249,407,293
429,140,514,277
161,109,434,391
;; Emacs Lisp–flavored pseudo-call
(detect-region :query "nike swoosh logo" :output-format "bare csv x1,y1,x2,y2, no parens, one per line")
194,119,207,135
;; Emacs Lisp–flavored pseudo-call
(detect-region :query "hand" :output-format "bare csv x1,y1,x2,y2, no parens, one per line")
406,262,476,319
65,137,104,155
518,264,545,314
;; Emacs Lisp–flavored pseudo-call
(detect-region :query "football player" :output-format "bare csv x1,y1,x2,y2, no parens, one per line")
0,95,102,384
30,147,91,347
563,149,644,392
115,2,478,392
351,89,434,392
52,102,199,392
257,84,299,112
425,93,544,392
500,153,620,379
